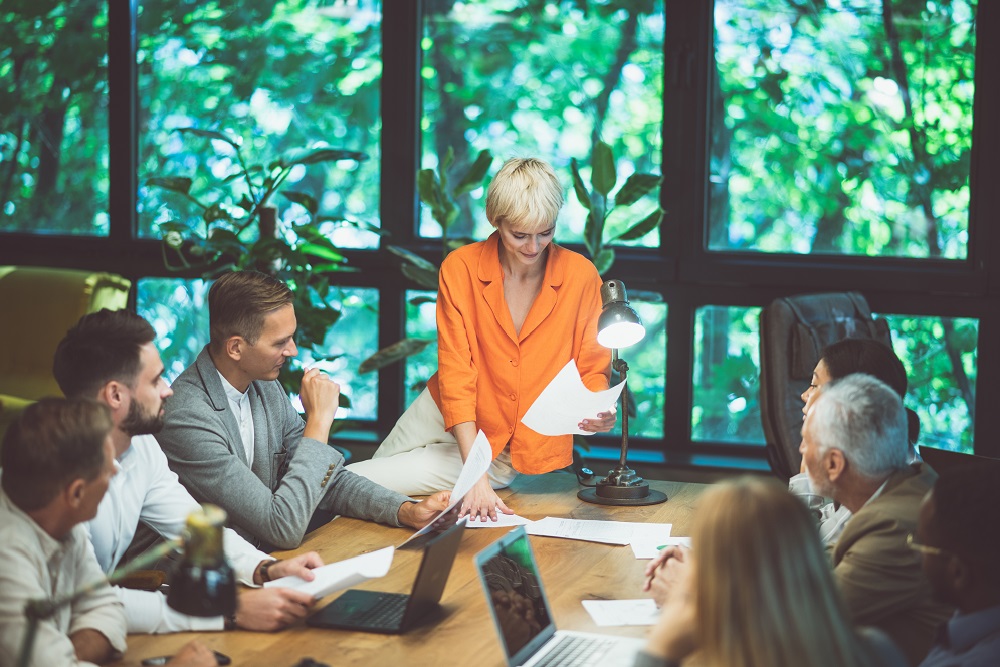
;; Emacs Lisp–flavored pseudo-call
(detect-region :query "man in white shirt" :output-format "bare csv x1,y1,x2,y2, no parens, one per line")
53,308,324,634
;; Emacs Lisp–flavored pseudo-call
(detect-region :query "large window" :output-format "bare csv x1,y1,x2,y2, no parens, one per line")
2,1,996,466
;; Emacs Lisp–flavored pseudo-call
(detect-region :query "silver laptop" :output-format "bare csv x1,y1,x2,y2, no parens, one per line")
474,527,645,667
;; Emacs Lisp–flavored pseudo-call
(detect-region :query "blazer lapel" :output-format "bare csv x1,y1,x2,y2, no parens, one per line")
518,243,566,342
195,346,250,467
478,234,519,345
248,384,270,482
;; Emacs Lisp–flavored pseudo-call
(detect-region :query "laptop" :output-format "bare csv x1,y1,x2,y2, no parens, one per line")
475,527,645,667
306,517,466,634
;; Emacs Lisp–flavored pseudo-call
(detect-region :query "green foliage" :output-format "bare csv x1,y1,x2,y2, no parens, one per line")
571,140,663,275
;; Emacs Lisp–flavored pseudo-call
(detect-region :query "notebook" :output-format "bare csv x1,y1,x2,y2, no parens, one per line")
475,527,646,667
306,517,466,634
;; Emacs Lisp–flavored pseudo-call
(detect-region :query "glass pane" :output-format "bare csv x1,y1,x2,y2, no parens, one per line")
137,1,382,249
403,290,665,439
421,0,664,254
137,278,378,420
691,305,978,454
876,313,977,454
709,0,976,258
692,306,764,444
0,1,109,235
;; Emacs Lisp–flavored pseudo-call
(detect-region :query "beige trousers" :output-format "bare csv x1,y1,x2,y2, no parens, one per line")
346,388,519,496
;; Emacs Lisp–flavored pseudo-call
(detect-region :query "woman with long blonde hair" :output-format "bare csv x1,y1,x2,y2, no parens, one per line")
639,477,906,667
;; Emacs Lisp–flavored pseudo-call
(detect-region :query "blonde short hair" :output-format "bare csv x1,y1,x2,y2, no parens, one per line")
485,158,563,233
691,477,876,667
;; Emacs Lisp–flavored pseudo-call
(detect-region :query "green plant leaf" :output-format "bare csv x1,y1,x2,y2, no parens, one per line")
570,159,592,210
177,127,241,148
299,242,345,263
359,338,434,374
615,173,661,207
401,263,440,289
613,208,663,242
591,141,617,197
283,147,368,166
408,295,438,306
147,177,193,195
583,198,605,257
386,245,439,272
282,190,319,216
202,202,231,223
452,150,493,196
417,169,442,208
593,247,615,275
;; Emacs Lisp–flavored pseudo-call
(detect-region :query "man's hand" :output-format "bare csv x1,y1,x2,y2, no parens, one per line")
70,628,116,664
165,640,218,666
233,587,315,631
254,551,324,585
460,475,514,522
642,545,691,607
397,491,451,529
578,409,617,433
300,369,340,441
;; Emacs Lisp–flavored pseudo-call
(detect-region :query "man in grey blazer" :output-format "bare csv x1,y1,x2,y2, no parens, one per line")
158,270,449,551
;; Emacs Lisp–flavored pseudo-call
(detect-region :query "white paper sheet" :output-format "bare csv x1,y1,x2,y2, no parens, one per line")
462,513,532,528
264,545,394,599
581,599,661,626
521,360,626,436
525,517,634,544
630,536,692,560
399,430,493,546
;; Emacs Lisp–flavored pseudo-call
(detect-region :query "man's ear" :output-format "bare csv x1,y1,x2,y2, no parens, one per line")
99,381,125,410
64,478,87,509
225,336,244,362
825,448,847,483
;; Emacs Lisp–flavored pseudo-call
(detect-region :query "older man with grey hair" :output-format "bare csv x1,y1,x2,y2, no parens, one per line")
801,373,952,665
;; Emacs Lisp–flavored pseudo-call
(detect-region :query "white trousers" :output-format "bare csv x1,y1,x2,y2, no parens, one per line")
346,387,519,496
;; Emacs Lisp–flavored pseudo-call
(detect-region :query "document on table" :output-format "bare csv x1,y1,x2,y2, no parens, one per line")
630,536,692,560
526,517,634,544
264,546,394,600
582,599,661,626
399,430,493,548
521,360,626,436
463,512,532,528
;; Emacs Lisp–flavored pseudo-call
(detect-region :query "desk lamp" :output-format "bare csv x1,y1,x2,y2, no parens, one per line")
578,280,667,506
19,505,236,667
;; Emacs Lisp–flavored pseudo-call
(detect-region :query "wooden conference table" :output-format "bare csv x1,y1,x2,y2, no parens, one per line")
116,474,706,667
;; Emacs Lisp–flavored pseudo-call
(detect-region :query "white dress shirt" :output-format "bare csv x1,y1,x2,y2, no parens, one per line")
86,435,271,634
219,370,255,467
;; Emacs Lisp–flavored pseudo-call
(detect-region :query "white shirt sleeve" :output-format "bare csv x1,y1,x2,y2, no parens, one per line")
112,587,223,634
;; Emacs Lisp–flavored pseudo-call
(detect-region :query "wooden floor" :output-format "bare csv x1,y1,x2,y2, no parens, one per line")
114,472,707,667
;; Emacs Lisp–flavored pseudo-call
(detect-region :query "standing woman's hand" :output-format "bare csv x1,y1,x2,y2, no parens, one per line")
460,475,514,522
579,408,616,433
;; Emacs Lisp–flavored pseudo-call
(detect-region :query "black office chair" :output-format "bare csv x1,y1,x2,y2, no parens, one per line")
918,445,1000,475
759,291,891,480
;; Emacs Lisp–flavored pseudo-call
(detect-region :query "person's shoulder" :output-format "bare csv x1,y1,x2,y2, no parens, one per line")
441,238,488,269
551,243,600,283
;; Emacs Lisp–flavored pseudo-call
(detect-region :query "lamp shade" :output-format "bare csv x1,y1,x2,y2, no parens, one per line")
597,280,645,349
167,505,236,617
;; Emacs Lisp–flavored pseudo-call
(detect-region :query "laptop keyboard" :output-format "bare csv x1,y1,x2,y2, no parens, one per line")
534,635,615,667
352,593,407,628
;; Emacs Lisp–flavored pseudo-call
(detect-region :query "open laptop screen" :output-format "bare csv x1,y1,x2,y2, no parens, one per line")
476,527,556,664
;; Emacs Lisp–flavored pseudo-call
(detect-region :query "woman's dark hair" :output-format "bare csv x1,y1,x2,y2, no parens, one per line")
820,338,920,444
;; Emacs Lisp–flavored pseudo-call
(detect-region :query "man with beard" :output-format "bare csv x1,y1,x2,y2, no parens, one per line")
800,373,953,664
53,308,324,634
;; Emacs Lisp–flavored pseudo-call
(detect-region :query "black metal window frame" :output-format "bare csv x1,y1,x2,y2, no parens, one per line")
2,0,998,467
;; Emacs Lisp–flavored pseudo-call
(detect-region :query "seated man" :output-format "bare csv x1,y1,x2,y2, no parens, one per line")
0,398,126,666
158,270,448,550
53,308,323,634
800,373,952,664
915,464,1000,666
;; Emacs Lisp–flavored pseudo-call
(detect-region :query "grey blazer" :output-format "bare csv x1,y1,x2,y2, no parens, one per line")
158,347,411,549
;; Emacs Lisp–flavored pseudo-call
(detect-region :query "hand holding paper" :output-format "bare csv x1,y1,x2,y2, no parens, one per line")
521,360,625,436
264,546,394,600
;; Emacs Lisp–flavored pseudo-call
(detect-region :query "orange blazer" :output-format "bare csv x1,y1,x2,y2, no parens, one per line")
426,232,611,474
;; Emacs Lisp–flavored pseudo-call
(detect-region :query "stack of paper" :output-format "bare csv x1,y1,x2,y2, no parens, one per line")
264,546,394,599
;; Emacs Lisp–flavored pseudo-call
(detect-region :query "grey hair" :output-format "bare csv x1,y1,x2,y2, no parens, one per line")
807,373,909,479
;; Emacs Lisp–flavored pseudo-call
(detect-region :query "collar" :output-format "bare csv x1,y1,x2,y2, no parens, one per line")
475,230,567,287
939,605,1000,652
0,489,66,562
861,477,891,509
195,345,233,413
218,368,250,406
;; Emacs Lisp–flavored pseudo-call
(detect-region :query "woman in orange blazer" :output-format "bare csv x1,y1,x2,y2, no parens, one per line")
347,158,615,519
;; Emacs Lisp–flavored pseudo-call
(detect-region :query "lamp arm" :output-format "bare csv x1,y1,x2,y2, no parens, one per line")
18,537,181,667
615,354,630,468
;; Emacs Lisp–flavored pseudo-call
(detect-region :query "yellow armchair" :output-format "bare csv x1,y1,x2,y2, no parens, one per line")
0,266,132,442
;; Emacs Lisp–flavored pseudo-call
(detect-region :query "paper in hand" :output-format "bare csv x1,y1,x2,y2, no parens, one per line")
521,360,625,436
264,546,394,600
398,430,493,549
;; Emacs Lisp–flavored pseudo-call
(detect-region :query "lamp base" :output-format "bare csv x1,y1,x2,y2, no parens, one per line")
577,466,668,506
